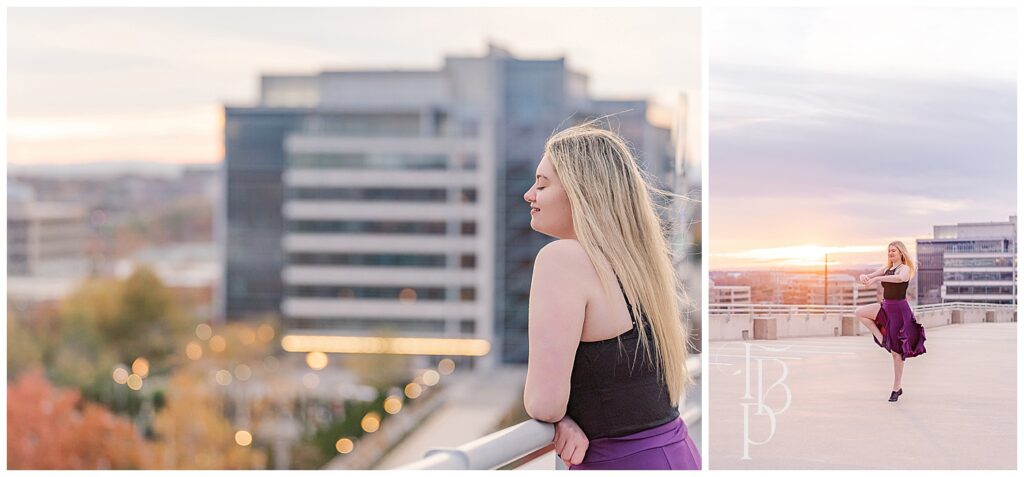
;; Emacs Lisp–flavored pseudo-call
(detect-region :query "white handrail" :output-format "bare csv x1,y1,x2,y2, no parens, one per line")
399,356,703,470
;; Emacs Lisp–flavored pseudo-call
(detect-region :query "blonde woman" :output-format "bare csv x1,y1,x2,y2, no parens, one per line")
520,122,701,470
854,241,927,402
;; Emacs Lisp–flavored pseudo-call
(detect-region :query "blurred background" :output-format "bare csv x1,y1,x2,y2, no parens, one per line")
7,7,702,470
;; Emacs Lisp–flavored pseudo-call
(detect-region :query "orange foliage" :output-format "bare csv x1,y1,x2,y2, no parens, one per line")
7,368,153,469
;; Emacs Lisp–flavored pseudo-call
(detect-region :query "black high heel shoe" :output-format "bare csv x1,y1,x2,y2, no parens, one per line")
888,388,903,402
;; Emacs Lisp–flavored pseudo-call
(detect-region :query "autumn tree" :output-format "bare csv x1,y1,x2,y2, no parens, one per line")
7,368,153,469
148,369,267,469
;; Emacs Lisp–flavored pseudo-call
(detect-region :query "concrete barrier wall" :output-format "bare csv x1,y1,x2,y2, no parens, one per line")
985,310,1016,323
772,313,842,339
710,314,753,341
916,309,953,329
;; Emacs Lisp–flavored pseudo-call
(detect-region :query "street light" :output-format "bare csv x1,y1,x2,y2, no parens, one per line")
824,253,829,307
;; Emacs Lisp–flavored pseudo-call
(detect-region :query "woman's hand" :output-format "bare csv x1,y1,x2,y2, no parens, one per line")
553,416,589,466
858,274,869,285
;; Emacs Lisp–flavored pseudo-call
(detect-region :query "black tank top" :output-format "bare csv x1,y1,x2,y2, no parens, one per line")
565,275,679,439
882,264,909,300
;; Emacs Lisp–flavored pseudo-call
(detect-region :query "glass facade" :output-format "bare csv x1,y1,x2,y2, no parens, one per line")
287,187,451,202
284,285,451,300
223,109,306,319
916,218,1017,305
943,271,1014,282
287,220,448,235
288,153,448,170
287,252,450,267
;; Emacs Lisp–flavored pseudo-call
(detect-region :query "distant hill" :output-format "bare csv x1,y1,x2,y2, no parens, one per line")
7,161,218,179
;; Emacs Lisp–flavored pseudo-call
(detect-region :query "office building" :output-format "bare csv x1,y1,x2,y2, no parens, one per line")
220,45,675,365
917,216,1017,305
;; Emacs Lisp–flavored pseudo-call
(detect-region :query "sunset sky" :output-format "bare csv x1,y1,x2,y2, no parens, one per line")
7,8,700,166
708,8,1017,270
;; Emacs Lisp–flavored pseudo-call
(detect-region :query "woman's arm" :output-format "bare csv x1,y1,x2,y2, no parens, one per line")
523,240,589,423
864,265,887,279
870,266,911,285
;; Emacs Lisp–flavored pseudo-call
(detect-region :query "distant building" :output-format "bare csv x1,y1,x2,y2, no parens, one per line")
7,188,91,303
7,202,89,278
709,280,751,304
784,274,878,306
220,45,675,365
917,216,1017,305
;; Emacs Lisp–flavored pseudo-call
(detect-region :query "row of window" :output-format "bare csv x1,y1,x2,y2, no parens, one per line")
286,187,476,203
286,317,477,334
943,272,1015,282
287,220,476,236
945,286,1015,295
288,252,475,268
290,152,478,171
944,257,1015,268
286,285,476,301
918,240,1014,254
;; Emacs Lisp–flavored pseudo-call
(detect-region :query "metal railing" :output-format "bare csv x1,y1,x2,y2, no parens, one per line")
912,301,1018,312
399,355,702,470
709,301,1018,315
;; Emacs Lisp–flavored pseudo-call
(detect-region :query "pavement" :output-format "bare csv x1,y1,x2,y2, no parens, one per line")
374,365,528,469
708,322,1017,470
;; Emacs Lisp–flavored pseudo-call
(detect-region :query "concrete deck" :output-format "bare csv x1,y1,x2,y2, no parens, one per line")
708,322,1016,469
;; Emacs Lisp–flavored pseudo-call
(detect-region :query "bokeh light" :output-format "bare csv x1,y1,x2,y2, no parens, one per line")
422,370,440,386
398,287,417,301
235,364,252,381
185,341,203,360
131,357,150,378
361,412,381,433
126,374,143,390
335,438,354,454
209,335,227,353
404,383,422,399
195,323,213,340
235,430,253,446
112,366,129,384
438,358,456,375
215,369,232,386
305,351,328,370
383,396,403,414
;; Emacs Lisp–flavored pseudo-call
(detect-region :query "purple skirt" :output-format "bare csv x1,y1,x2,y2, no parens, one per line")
568,417,701,470
872,298,927,361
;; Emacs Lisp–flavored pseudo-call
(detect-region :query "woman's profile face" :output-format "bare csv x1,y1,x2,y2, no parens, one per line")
888,245,901,263
523,155,575,239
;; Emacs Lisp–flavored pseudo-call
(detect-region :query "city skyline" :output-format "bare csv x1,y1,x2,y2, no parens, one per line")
708,8,1016,270
8,8,701,166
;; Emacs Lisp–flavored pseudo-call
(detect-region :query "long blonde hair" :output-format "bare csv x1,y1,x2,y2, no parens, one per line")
543,120,694,405
887,240,916,278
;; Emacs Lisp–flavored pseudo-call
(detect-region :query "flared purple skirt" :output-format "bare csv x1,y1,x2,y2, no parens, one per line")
568,417,701,470
872,298,927,361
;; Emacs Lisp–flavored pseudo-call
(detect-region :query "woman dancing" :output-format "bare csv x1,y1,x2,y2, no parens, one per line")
521,122,701,469
854,241,927,402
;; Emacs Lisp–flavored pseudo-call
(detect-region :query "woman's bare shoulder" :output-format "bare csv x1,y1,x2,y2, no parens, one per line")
537,239,591,268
